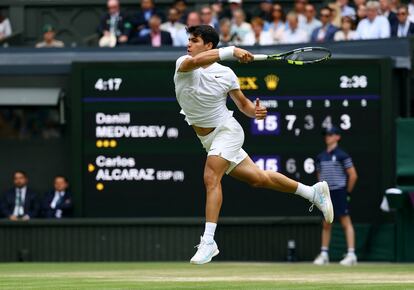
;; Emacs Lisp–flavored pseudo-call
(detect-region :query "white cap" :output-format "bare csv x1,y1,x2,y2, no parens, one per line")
229,0,242,4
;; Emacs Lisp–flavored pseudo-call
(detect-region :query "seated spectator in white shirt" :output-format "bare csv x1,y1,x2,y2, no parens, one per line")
243,17,274,46
161,7,186,46
42,176,73,218
200,5,219,31
267,4,286,44
280,11,309,44
0,11,12,41
391,5,414,37
230,8,253,44
35,24,65,48
337,0,357,19
355,1,391,39
357,4,368,24
294,0,308,24
380,0,398,27
300,4,322,36
334,16,357,40
174,11,202,47
218,18,237,46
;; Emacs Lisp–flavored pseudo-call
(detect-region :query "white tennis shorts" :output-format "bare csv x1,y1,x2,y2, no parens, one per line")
197,117,248,174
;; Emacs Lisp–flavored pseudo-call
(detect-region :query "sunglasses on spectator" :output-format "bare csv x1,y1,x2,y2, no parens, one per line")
397,12,407,15
320,14,330,17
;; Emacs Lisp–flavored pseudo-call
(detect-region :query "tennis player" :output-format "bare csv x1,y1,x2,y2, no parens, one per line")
174,25,333,265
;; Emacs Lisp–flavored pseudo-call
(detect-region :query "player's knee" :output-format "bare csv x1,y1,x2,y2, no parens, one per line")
322,221,332,230
203,171,220,189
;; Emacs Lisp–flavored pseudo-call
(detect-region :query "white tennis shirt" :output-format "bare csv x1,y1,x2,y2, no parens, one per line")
174,55,240,128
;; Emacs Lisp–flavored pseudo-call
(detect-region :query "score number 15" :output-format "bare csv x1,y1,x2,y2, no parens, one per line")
251,113,280,135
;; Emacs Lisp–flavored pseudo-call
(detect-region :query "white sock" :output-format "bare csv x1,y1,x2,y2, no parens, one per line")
347,248,355,256
295,183,314,202
202,222,217,243
321,247,329,256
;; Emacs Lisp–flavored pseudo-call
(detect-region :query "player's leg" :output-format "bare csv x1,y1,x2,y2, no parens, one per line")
229,156,334,223
339,215,357,266
314,220,332,265
204,155,229,223
190,155,229,265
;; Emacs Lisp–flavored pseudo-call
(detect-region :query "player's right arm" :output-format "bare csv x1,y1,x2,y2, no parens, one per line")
178,47,254,72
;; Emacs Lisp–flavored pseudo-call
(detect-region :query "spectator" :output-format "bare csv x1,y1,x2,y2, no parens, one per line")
280,11,309,43
380,0,398,28
0,171,38,220
354,0,367,8
334,16,357,40
230,8,253,44
390,0,400,12
301,4,322,37
391,5,414,36
42,176,73,218
409,0,414,23
267,4,286,43
222,0,251,22
242,17,273,45
357,4,368,24
254,0,274,23
173,11,202,47
294,0,308,24
35,24,64,48
0,10,12,41
97,0,130,47
161,7,186,46
337,0,356,19
130,0,163,38
130,14,172,46
328,2,342,27
174,0,189,24
200,5,219,31
187,10,201,27
211,1,224,23
355,1,390,39
311,7,338,42
218,18,236,46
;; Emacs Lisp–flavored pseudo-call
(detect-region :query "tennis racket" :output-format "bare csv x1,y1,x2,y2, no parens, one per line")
253,47,331,65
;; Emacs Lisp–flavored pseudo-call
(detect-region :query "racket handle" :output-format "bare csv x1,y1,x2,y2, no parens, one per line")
253,54,268,61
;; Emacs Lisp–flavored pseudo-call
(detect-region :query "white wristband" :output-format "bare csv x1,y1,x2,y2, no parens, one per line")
219,46,236,61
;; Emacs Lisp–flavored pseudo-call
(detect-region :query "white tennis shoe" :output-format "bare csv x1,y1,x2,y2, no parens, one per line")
190,236,219,265
309,181,334,224
339,253,358,266
313,253,329,265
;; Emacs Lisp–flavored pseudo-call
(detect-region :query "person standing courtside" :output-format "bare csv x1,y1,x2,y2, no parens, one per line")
0,171,39,220
313,126,358,266
174,25,333,265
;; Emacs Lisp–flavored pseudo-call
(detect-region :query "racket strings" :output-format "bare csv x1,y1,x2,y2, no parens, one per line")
285,50,330,62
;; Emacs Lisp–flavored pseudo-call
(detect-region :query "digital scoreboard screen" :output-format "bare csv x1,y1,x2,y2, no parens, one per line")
71,59,392,221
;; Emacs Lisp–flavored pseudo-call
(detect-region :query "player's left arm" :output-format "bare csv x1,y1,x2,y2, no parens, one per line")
229,89,267,120
346,166,358,193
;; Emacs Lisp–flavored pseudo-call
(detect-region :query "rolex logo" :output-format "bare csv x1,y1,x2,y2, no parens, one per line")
264,74,279,91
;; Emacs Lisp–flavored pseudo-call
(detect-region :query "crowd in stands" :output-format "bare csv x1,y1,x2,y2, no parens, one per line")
95,0,414,47
1,0,414,48
0,171,73,220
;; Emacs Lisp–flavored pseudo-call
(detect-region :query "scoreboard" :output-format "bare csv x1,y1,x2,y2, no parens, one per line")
71,58,393,221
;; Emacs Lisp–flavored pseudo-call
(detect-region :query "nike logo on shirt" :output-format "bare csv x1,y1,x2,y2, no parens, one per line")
214,75,223,78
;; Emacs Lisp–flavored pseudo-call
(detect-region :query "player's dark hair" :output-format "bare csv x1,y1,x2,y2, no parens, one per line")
187,25,219,49
13,170,28,179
